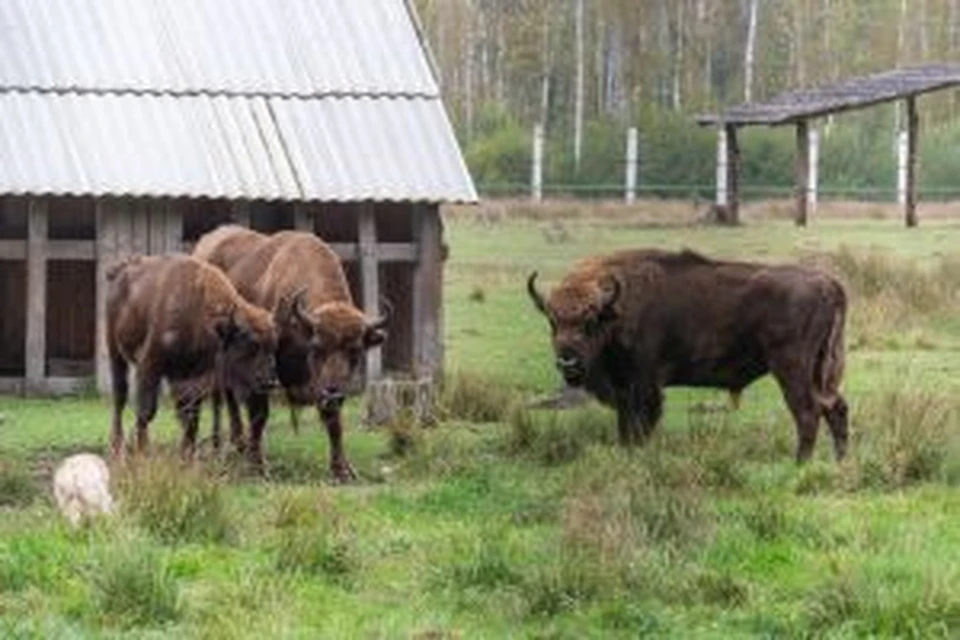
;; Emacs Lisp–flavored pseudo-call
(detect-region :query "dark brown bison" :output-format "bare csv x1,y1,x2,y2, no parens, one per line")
192,226,387,481
106,254,277,457
527,249,848,462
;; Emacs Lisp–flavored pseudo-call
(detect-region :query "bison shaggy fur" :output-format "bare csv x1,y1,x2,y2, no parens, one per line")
528,248,848,462
192,225,387,481
106,254,277,458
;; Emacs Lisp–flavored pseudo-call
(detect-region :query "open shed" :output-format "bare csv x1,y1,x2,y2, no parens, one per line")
698,63,960,227
0,0,476,396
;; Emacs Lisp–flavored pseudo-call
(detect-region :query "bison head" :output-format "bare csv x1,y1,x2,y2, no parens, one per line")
527,271,621,387
276,290,388,413
214,306,278,397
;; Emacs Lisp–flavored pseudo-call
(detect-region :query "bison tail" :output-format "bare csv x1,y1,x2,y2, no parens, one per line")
815,286,846,406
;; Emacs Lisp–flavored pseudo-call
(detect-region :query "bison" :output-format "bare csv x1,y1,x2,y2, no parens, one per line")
192,226,388,481
106,254,277,458
527,249,848,463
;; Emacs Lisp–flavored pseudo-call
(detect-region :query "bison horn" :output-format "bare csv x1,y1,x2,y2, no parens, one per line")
368,296,393,330
292,288,312,325
527,271,547,315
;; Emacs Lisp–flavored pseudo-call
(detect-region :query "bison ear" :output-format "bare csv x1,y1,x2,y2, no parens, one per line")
597,276,622,323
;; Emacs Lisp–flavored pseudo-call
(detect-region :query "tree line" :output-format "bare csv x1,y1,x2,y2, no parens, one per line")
413,0,960,197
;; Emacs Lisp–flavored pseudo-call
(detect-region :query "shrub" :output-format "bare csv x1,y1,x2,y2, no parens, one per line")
116,457,232,544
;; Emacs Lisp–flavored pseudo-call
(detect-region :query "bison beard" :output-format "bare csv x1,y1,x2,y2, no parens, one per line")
105,254,277,458
192,226,387,482
528,249,849,463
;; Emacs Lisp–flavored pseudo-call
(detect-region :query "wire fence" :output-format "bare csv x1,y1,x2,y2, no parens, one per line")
476,182,960,202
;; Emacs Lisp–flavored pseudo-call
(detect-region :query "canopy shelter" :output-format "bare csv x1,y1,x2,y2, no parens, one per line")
697,63,960,226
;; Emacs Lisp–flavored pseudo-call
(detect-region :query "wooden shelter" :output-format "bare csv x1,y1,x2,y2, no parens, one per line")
0,0,477,396
698,63,960,227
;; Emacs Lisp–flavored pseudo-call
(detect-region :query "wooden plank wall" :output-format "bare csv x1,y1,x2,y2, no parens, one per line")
95,198,183,392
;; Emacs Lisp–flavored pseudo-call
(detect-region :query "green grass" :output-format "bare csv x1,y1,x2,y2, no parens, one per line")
3,209,960,637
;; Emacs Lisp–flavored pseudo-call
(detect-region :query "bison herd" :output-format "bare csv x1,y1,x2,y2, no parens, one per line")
106,227,850,482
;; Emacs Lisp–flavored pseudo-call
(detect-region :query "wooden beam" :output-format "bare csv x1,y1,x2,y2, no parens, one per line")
25,199,48,393
293,203,314,232
358,203,382,381
905,97,919,228
0,240,26,260
164,200,183,254
412,204,443,381
329,242,417,263
95,199,119,394
0,378,24,395
725,124,740,224
0,376,86,396
231,201,251,227
48,240,96,261
131,199,150,255
794,120,810,227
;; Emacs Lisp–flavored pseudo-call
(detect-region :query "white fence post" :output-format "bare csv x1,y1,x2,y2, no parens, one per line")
531,124,544,202
808,127,819,212
624,127,638,204
716,127,728,207
896,129,908,206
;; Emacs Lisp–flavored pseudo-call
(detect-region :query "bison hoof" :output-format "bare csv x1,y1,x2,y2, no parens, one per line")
331,460,357,484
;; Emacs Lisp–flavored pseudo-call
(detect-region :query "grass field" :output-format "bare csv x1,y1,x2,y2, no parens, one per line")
2,201,960,638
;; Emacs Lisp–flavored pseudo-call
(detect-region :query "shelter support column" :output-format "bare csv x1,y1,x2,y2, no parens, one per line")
358,203,382,382
24,200,48,394
95,201,119,394
905,96,919,228
724,124,740,224
293,204,314,232
412,204,443,382
794,120,810,227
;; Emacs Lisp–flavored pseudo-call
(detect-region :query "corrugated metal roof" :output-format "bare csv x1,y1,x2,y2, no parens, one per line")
0,0,438,98
0,0,477,203
0,91,476,203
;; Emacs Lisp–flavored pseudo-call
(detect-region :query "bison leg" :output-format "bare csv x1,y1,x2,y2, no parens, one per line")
175,389,203,459
245,392,270,471
821,395,849,461
211,388,224,452
109,353,129,458
320,408,357,483
615,385,663,446
771,368,821,463
224,389,247,453
133,370,161,455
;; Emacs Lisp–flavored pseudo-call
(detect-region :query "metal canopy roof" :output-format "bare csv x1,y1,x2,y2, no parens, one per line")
698,63,960,126
0,0,477,203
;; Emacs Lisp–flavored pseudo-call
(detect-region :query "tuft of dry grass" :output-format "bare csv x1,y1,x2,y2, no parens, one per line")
115,456,233,544
438,371,518,424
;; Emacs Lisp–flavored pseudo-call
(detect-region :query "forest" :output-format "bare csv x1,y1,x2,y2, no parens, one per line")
413,0,960,198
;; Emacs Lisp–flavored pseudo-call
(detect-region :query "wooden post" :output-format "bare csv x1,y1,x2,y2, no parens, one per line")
716,127,728,208
293,203,314,232
905,96,919,227
231,201,251,228
95,200,118,394
624,127,638,204
795,120,810,227
725,124,740,224
358,203,382,381
412,204,443,382
531,124,544,202
25,199,48,393
808,127,819,213
163,200,183,253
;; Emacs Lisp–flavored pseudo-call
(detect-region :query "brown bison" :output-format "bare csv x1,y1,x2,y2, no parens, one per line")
192,226,387,481
527,249,848,462
106,254,277,457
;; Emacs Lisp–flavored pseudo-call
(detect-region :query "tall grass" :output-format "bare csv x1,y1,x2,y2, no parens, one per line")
115,457,233,544
0,458,38,507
